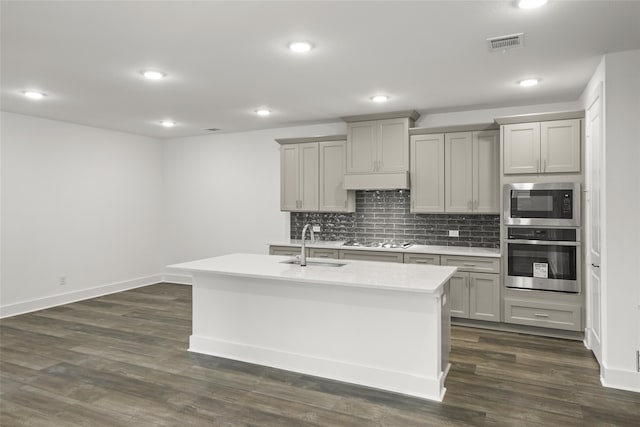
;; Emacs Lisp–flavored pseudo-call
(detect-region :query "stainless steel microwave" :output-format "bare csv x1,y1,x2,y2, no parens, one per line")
504,182,581,227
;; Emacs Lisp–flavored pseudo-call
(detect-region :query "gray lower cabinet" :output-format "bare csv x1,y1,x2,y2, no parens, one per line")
269,246,307,257
339,250,403,263
309,248,340,259
503,288,582,331
403,253,440,265
449,273,470,318
441,255,501,322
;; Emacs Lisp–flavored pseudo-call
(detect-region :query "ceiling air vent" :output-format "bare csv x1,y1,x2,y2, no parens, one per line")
487,33,524,52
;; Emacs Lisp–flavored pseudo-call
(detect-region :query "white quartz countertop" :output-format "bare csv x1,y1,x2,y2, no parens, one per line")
270,240,501,258
168,253,457,294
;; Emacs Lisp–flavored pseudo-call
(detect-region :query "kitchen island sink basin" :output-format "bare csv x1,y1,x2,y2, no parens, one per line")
280,260,347,267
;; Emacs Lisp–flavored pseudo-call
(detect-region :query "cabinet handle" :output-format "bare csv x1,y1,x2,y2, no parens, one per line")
591,263,600,268
467,201,472,210
543,159,547,172
534,313,549,318
463,263,476,267
474,200,478,210
537,159,540,172
344,200,347,208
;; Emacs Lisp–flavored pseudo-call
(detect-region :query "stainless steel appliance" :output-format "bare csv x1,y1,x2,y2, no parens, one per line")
506,227,580,293
342,240,413,249
504,182,580,227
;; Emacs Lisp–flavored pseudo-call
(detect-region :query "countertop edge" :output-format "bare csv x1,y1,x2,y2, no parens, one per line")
269,241,501,258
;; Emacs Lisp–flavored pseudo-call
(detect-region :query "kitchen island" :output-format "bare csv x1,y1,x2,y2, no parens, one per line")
168,253,457,401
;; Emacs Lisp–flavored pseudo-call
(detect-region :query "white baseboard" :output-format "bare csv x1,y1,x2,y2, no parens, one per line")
189,335,445,402
0,274,164,319
601,365,640,393
162,273,192,285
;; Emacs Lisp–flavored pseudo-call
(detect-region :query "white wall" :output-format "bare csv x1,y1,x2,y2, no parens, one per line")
600,50,640,391
1,112,165,317
162,122,347,270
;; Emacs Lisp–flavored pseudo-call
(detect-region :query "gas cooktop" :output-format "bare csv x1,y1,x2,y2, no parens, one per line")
342,240,413,249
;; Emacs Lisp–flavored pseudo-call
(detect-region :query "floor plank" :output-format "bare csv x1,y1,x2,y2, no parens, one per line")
1,283,638,426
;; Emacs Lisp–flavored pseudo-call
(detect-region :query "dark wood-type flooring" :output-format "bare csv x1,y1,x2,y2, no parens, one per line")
1,283,638,426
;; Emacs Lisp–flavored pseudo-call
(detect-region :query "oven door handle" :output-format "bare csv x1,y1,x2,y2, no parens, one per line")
507,239,580,246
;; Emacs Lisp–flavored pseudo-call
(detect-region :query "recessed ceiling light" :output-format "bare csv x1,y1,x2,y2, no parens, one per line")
288,42,313,53
519,78,540,87
142,70,166,80
160,120,176,127
23,90,46,100
255,109,271,116
371,95,389,103
518,0,547,9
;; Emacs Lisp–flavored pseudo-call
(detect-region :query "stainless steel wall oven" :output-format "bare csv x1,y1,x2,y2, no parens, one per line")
506,227,580,293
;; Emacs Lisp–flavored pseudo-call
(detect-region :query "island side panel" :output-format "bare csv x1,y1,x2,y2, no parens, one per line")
189,272,448,401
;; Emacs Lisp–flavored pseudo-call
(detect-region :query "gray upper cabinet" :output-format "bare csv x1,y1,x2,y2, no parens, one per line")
280,142,319,212
444,130,499,214
342,111,419,190
410,133,445,213
319,140,355,212
346,118,410,173
277,136,354,213
503,119,581,174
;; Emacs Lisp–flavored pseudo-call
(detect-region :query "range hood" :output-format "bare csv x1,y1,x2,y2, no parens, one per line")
343,172,410,190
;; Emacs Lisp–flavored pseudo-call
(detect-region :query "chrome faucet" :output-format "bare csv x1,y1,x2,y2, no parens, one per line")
300,223,315,266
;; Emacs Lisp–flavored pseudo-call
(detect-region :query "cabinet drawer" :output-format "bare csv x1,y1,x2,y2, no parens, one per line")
309,248,340,259
403,253,440,265
339,250,403,263
504,298,581,331
269,246,307,257
440,255,500,273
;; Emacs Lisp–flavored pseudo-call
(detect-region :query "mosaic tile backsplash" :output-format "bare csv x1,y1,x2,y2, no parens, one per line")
290,190,500,249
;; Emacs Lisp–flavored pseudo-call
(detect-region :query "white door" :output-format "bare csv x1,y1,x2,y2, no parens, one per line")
585,82,603,365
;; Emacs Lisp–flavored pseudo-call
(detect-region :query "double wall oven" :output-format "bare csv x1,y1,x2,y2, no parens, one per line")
504,183,581,294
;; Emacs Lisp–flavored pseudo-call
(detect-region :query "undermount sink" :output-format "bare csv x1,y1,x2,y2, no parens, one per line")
281,260,347,268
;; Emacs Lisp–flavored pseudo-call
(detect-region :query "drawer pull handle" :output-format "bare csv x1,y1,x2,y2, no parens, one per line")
534,313,549,318
463,263,476,267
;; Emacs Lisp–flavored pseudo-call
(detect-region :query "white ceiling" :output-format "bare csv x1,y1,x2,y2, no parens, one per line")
2,1,640,139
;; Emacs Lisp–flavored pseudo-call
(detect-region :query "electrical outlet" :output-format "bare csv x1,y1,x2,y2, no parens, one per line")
312,225,321,233
448,230,459,237
59,276,67,286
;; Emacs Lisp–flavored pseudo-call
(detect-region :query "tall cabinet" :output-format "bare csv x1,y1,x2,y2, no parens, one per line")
277,135,354,212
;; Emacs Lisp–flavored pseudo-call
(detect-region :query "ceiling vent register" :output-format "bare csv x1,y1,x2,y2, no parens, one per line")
487,33,524,52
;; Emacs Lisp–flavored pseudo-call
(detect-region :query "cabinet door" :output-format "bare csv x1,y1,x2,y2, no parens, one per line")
473,130,500,213
346,121,377,173
449,272,470,318
319,140,353,212
280,144,300,211
377,118,409,172
469,272,500,322
410,134,445,213
299,143,319,211
541,119,581,173
445,132,473,213
503,122,541,174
